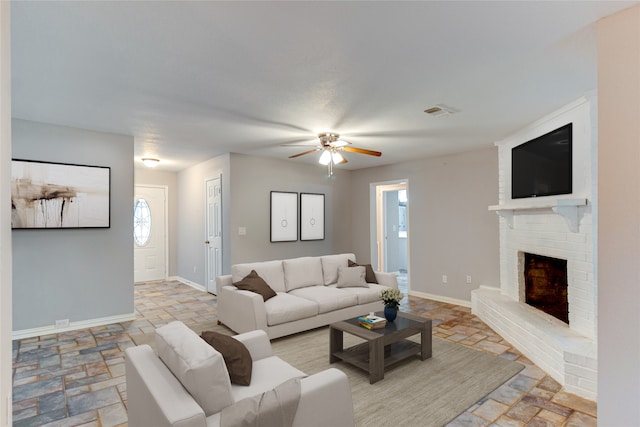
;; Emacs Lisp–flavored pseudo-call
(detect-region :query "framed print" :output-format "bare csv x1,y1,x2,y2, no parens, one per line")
270,191,298,242
300,193,324,241
11,159,111,229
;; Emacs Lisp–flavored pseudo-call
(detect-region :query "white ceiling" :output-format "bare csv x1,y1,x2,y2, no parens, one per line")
10,1,638,172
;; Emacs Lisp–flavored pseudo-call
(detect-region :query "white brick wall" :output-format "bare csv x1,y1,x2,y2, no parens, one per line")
501,207,596,338
474,96,598,400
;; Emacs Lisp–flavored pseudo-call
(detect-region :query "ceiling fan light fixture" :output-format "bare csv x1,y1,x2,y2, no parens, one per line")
318,150,332,165
142,158,160,168
331,151,344,164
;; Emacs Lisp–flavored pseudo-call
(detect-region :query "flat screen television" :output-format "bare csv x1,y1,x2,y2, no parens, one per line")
511,123,572,199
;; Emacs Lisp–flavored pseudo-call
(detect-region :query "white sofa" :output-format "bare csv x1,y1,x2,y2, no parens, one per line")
125,321,354,427
216,253,398,339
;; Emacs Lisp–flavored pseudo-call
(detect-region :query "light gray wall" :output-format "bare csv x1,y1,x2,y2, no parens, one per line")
134,168,178,277
351,147,499,302
12,119,134,330
228,153,353,264
597,6,640,424
1,4,12,421
176,154,231,284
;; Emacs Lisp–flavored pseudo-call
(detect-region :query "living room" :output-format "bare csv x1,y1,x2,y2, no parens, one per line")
2,2,640,426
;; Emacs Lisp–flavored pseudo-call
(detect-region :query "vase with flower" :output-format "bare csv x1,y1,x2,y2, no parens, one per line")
379,288,404,322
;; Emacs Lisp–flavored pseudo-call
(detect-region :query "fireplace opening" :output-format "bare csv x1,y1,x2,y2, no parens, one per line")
524,253,568,324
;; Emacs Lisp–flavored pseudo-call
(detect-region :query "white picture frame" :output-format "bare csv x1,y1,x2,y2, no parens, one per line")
300,193,325,241
270,191,298,242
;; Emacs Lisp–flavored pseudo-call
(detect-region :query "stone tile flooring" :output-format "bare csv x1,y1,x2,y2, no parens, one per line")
12,280,597,426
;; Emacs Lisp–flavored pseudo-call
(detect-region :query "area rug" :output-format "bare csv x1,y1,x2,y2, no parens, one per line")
270,327,523,427
131,323,523,427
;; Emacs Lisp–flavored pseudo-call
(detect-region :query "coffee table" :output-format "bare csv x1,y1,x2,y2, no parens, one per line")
329,311,432,384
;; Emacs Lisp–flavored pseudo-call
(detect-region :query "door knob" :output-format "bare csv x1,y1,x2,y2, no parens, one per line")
205,240,210,244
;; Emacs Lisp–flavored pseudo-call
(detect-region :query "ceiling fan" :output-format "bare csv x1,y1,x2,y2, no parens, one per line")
287,132,382,176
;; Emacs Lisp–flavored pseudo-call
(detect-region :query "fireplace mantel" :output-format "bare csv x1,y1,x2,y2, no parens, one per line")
488,198,588,232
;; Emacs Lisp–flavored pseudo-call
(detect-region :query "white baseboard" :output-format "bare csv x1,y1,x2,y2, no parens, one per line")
409,290,472,308
12,312,137,340
171,276,206,292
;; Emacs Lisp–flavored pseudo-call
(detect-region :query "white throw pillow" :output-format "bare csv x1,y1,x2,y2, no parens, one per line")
320,254,355,285
155,321,233,416
336,265,369,288
231,260,286,293
283,257,324,291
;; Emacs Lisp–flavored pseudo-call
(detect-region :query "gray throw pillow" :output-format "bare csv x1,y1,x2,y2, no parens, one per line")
348,259,379,284
336,265,369,288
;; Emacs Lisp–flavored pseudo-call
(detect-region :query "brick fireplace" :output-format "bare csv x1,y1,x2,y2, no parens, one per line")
472,96,597,400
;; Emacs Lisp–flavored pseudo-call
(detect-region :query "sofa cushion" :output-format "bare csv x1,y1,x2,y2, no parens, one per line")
155,321,233,416
230,356,306,402
336,265,368,288
348,259,379,284
283,257,324,291
232,260,286,293
320,253,355,285
233,270,277,302
265,293,318,326
332,283,388,305
201,331,253,386
289,286,359,314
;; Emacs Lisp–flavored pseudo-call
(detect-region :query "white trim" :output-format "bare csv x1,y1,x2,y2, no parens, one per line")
410,290,472,308
172,276,206,292
12,313,137,340
204,174,222,294
370,179,409,275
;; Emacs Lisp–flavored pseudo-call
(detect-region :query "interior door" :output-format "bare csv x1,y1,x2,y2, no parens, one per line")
206,176,222,294
134,185,167,282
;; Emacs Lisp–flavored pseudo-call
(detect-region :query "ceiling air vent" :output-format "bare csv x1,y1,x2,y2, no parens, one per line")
424,104,457,117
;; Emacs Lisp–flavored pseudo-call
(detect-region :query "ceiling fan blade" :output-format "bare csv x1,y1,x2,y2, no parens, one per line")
342,146,382,157
336,155,348,165
288,148,319,159
280,139,318,147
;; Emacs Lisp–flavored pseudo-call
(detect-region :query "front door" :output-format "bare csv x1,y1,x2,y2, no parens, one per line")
134,185,167,282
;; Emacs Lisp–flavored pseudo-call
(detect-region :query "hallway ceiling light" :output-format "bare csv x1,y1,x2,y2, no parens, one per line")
142,158,160,168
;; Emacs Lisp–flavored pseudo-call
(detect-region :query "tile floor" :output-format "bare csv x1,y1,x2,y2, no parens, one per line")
12,280,597,426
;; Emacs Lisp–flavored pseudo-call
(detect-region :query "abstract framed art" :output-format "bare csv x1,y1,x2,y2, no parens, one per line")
300,192,325,241
270,191,298,242
11,159,111,229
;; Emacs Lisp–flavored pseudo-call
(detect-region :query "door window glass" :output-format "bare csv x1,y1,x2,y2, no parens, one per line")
134,198,152,246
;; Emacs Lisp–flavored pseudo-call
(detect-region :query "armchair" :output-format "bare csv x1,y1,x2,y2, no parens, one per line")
125,321,354,427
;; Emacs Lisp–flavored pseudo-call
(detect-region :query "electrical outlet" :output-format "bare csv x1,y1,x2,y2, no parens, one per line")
238,227,247,236
466,275,472,284
442,275,448,284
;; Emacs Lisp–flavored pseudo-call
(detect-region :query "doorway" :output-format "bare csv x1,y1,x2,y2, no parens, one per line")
205,176,222,294
134,185,168,282
371,180,409,295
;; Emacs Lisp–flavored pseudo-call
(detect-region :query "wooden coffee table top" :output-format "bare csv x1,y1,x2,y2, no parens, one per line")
331,310,429,339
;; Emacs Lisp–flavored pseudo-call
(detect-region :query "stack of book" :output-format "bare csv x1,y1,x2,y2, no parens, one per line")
358,314,387,330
